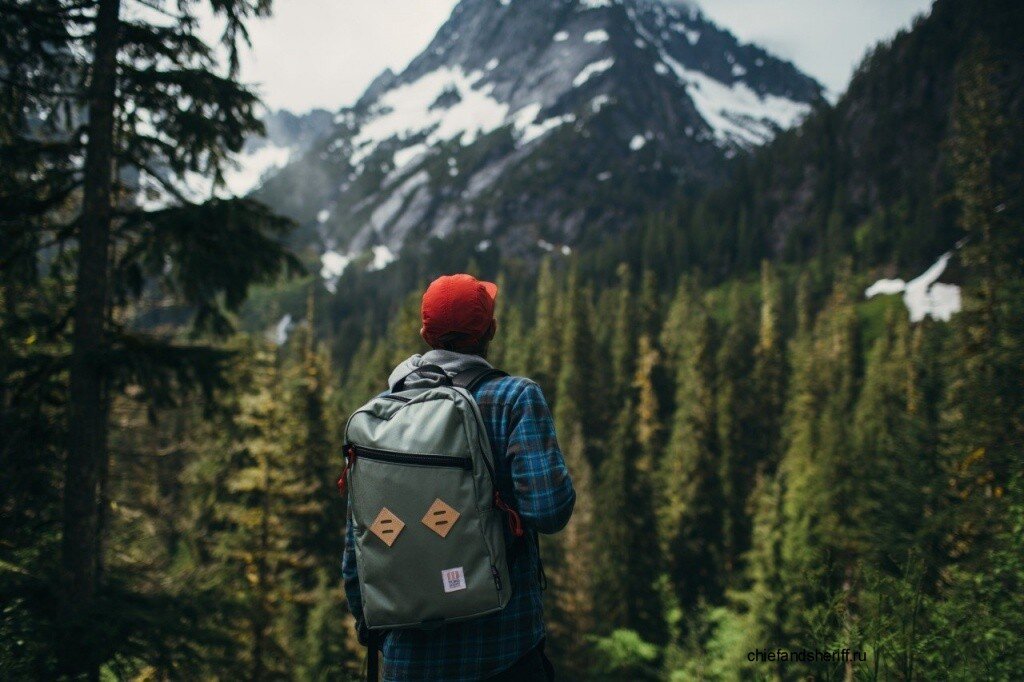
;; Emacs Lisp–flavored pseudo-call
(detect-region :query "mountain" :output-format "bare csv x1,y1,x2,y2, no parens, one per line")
253,0,822,284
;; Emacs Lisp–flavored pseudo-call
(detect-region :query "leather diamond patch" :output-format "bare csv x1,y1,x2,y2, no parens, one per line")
369,507,405,547
422,499,460,538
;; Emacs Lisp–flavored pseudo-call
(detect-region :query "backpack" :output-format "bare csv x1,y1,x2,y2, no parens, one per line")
340,363,522,632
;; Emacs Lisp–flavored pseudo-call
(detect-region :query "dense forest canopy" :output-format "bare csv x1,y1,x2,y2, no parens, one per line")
2,0,1023,679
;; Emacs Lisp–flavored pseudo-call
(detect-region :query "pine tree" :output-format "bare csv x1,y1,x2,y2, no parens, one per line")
739,471,786,678
628,336,667,643
594,335,665,644
545,267,601,675
656,282,723,614
850,310,938,567
715,286,759,582
610,264,637,407
0,1,298,673
276,292,351,672
776,272,860,651
488,272,530,375
552,265,599,441
751,261,787,473
943,44,1024,520
532,258,562,397
545,422,597,679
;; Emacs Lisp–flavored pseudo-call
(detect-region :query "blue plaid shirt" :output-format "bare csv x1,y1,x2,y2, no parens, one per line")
342,375,575,681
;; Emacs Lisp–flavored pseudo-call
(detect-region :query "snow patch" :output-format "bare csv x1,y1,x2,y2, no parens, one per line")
319,244,398,288
352,67,509,165
659,53,810,146
554,31,569,42
513,103,576,144
590,94,612,112
524,115,575,144
573,58,615,87
317,209,330,223
368,245,396,271
580,0,612,7
476,239,492,252
629,134,647,151
597,171,612,181
865,252,962,322
320,250,353,292
485,58,500,70
223,143,291,196
392,142,429,170
273,314,293,346
732,64,747,77
865,279,907,297
654,62,669,75
584,29,610,43
538,239,572,255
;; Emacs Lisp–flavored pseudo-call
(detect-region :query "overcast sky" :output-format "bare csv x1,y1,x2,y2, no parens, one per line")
227,0,934,113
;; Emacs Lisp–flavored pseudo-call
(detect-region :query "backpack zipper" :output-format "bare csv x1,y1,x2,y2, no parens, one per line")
351,444,472,470
491,565,503,592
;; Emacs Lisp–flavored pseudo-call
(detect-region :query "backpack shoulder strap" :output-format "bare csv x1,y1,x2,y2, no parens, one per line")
453,366,542,585
452,366,508,393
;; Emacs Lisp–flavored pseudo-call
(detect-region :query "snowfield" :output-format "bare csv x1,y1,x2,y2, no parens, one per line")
573,58,615,87
866,252,962,322
351,67,509,166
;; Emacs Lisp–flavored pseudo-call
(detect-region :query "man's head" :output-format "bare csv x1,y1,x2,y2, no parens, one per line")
420,274,498,356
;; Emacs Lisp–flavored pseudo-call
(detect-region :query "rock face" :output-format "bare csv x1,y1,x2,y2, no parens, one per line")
254,0,822,275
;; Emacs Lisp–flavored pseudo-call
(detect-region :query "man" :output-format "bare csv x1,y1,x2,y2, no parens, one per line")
342,273,576,681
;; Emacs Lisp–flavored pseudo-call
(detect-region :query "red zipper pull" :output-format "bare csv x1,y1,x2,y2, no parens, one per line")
494,491,524,538
337,445,357,495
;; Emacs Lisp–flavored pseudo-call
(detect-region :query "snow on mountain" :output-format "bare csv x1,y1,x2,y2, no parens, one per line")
254,0,822,279
136,108,332,209
224,142,293,196
218,108,334,196
866,252,962,322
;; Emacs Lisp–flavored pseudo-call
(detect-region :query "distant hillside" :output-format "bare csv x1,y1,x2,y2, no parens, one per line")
591,0,1024,283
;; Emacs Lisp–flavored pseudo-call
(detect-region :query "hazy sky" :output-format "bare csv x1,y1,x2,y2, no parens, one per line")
226,0,934,112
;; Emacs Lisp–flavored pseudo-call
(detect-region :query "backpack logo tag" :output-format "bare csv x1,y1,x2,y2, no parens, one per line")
422,498,460,537
442,566,467,593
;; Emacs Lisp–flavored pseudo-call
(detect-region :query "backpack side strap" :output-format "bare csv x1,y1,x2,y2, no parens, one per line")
452,366,508,392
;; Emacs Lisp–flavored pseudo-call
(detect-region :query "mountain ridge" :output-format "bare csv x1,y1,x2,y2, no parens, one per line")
251,0,823,285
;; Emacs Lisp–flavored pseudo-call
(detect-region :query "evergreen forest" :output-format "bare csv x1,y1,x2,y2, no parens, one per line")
2,0,1022,679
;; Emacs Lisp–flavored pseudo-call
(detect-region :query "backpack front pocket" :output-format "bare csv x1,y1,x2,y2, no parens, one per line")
348,444,506,629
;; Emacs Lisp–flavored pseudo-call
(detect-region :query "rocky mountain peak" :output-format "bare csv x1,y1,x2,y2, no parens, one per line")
252,0,823,287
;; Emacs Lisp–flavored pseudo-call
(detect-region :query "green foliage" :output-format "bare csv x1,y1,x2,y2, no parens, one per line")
3,0,1023,679
589,629,660,682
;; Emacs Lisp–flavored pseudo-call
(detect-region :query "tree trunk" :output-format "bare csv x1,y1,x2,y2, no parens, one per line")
61,0,121,676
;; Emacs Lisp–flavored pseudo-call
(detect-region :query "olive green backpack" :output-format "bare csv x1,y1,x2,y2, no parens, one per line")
341,364,521,634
